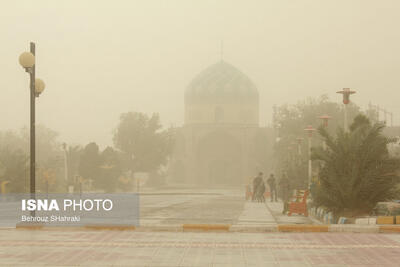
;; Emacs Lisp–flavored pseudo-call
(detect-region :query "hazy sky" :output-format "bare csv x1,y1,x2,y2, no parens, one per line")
1,0,400,147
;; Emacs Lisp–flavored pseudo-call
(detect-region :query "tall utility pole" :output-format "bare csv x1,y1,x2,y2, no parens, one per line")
295,137,303,166
29,43,36,199
19,42,46,216
62,143,69,191
296,137,303,156
304,125,315,189
318,115,331,150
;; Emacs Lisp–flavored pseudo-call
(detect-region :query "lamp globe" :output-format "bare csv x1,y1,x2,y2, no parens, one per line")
19,52,35,68
35,78,45,95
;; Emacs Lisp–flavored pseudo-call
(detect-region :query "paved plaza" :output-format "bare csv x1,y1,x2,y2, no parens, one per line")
0,188,363,266
0,188,312,228
139,188,312,226
1,229,400,266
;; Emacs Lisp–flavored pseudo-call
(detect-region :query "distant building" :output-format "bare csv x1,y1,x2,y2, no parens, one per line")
383,126,400,138
168,61,274,186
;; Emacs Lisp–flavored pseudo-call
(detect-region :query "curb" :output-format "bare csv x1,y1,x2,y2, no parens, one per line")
329,224,379,233
183,224,230,232
15,224,137,231
139,192,222,196
16,224,44,230
84,225,136,231
230,225,277,233
136,225,182,232
379,225,400,233
278,224,329,232
10,224,400,233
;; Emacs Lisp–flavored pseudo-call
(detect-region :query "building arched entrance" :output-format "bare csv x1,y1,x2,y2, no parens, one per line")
196,131,242,185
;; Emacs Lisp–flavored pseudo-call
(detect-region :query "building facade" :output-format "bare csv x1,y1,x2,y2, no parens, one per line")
169,61,274,186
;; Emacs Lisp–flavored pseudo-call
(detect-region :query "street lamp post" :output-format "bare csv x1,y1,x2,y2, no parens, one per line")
296,137,303,156
336,88,356,131
287,145,293,165
19,42,45,215
62,143,69,189
290,141,298,164
296,137,304,166
304,125,315,189
318,115,331,150
286,145,295,174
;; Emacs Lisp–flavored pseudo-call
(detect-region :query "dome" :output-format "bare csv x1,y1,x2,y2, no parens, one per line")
185,61,258,104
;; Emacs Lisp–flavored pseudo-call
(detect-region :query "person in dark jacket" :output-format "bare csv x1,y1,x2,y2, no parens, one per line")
256,179,266,202
252,172,263,202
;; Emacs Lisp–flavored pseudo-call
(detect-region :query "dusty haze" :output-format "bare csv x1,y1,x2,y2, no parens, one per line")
1,0,400,147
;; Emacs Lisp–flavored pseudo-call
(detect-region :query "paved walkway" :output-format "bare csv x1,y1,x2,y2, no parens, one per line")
265,201,313,225
141,188,313,227
1,229,400,266
234,202,276,226
140,192,244,226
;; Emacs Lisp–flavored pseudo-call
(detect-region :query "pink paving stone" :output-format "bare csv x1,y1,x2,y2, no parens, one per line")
1,231,400,266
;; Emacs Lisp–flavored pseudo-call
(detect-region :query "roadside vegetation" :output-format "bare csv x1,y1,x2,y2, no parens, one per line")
274,96,399,218
0,112,174,193
312,115,400,217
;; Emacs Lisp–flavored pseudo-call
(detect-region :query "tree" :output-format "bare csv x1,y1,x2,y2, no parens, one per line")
0,131,28,193
273,95,360,188
0,130,25,152
96,147,122,192
64,145,83,185
0,126,76,193
39,168,57,195
113,112,173,173
312,115,400,217
78,142,101,182
0,147,28,193
20,124,62,164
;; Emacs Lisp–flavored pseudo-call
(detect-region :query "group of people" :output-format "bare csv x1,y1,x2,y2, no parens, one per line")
250,172,292,214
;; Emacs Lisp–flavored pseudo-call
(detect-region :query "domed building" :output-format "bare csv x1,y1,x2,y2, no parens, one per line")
169,61,274,186
185,61,259,125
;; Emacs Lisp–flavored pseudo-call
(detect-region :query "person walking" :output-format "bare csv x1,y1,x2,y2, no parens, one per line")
252,172,263,202
245,177,253,201
267,174,278,202
257,179,266,202
279,172,291,214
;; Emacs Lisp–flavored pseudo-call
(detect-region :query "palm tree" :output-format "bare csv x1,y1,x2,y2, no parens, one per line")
312,114,400,217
